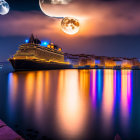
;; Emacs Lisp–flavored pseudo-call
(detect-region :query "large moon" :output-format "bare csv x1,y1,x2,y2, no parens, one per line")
39,0,72,18
0,0,9,15
61,17,80,35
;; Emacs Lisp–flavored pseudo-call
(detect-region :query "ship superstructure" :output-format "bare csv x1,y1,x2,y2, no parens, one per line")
9,34,71,70
13,34,64,63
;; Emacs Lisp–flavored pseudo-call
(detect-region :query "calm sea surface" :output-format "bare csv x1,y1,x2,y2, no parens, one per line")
0,63,140,140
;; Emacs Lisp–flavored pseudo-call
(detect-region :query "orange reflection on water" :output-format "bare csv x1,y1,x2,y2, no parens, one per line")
24,72,35,109
56,70,88,138
34,71,44,123
44,71,50,104
102,70,114,133
79,70,90,96
8,73,19,121
8,73,18,108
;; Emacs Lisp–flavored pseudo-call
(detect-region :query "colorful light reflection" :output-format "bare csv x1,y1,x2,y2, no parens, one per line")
90,70,97,106
56,70,88,138
121,70,133,131
8,73,18,120
7,69,133,139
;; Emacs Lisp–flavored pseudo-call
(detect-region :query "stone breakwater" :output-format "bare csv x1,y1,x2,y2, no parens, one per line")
0,120,24,140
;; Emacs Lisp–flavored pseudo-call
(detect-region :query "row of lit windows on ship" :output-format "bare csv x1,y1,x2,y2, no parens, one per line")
41,42,61,52
21,46,62,52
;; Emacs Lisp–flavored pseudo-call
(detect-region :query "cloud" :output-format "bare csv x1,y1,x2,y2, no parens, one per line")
0,11,59,36
0,1,140,37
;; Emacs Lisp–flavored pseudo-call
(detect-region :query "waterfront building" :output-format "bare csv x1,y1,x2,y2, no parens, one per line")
78,54,95,67
101,57,115,68
64,53,95,68
94,56,105,68
131,58,140,66
113,58,122,67
64,53,80,66
121,58,132,69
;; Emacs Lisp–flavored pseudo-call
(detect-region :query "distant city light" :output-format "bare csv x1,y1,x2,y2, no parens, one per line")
95,60,100,64
41,40,50,47
25,39,29,43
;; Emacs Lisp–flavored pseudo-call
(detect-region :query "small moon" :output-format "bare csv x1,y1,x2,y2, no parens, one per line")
61,17,80,35
0,0,9,15
39,0,72,17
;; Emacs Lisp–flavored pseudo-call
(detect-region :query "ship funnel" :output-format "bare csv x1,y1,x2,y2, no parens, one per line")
29,34,35,44
29,34,41,44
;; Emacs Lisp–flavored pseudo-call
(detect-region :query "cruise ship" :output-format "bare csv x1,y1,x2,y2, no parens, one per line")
9,34,72,71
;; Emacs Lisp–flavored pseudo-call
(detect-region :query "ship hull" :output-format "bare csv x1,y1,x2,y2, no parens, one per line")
9,59,73,71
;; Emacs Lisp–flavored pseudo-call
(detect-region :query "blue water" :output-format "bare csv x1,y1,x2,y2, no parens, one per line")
0,63,140,140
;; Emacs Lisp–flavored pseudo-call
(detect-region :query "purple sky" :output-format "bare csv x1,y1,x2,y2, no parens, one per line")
0,0,140,61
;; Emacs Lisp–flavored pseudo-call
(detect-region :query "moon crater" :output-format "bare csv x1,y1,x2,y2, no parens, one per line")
61,17,80,35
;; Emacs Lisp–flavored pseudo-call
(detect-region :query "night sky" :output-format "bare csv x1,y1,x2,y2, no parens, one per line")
0,0,140,61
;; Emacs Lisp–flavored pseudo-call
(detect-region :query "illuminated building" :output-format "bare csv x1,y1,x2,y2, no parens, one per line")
65,53,140,69
113,58,122,66
64,54,80,66
103,57,116,68
64,53,95,68
121,58,132,69
78,54,95,67
130,58,140,69
94,56,105,68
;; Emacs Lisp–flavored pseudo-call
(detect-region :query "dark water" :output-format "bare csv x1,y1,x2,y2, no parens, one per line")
0,63,140,140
